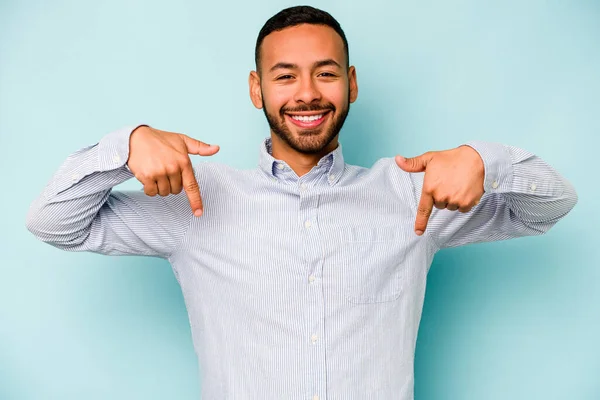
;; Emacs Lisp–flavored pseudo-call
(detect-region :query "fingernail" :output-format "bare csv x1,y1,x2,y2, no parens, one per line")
415,230,423,236
194,209,203,217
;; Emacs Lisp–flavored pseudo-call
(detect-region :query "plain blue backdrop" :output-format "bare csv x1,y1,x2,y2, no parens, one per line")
1,0,598,399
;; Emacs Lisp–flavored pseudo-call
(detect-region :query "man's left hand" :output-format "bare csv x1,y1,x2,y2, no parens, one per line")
395,145,485,236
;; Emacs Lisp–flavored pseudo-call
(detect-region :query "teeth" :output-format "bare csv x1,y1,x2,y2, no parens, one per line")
291,114,324,122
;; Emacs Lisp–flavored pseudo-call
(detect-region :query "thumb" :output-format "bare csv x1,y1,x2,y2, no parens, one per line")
395,153,429,173
182,134,220,156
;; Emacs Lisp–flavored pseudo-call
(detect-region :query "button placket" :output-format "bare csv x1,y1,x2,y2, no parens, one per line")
299,191,326,399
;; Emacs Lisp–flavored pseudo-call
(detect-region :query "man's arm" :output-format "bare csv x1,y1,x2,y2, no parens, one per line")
25,125,211,258
400,141,578,250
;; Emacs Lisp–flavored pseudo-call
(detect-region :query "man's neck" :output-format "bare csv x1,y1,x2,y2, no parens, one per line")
270,134,338,177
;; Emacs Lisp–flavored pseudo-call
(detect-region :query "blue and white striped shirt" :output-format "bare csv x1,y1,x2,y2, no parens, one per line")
26,125,577,399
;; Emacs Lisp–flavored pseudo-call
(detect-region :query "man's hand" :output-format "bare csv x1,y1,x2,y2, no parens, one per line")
395,145,485,236
127,125,220,217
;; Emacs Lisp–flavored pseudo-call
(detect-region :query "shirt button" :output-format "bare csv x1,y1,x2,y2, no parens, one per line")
313,395,319,400
276,163,284,170
328,174,335,181
113,154,121,164
308,275,316,283
491,180,499,189
530,183,537,191
311,334,318,344
300,183,307,190
304,220,312,228
71,174,79,182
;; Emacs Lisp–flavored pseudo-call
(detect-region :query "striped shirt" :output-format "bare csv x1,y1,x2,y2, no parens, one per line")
26,125,578,399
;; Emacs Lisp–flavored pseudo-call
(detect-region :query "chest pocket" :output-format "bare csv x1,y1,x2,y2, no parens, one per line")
335,225,409,304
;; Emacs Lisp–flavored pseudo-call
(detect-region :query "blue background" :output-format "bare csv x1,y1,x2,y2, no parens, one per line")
1,0,598,399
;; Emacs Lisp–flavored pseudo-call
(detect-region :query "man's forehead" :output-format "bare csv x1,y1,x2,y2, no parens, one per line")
261,24,345,69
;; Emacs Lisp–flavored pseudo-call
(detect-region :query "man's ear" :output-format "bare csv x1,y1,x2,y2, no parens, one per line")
348,65,358,103
249,71,263,109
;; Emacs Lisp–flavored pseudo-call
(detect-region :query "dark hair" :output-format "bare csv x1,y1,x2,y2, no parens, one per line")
255,5,349,74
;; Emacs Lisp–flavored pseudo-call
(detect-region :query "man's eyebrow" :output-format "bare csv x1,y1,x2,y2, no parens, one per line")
313,59,342,69
268,59,342,73
269,62,298,73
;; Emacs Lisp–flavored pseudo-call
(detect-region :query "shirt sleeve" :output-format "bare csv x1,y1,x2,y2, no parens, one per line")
405,141,578,250
26,125,197,259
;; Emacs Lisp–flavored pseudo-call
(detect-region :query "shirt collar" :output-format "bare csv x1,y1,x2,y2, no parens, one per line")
258,137,345,186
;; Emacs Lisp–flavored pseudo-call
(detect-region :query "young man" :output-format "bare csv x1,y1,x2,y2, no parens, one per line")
26,5,577,400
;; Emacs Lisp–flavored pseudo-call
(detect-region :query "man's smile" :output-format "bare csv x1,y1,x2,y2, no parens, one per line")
285,110,331,128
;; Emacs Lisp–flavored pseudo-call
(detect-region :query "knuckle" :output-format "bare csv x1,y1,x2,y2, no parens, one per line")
164,163,180,175
184,180,199,192
158,183,169,193
135,172,149,181
178,155,192,168
138,170,160,182
157,185,169,197
417,206,432,217
423,183,434,194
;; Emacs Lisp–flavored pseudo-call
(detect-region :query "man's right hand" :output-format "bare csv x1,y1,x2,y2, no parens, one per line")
127,125,219,217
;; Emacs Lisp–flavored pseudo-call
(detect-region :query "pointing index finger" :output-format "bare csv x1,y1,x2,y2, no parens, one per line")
181,164,203,217
415,189,434,236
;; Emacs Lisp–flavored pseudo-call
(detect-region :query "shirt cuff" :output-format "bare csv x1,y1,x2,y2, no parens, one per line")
461,141,514,194
98,124,148,172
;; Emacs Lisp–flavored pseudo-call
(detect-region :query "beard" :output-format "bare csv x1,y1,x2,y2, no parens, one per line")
261,89,351,155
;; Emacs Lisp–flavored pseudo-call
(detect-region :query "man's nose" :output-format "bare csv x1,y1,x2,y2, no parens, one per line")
293,77,322,104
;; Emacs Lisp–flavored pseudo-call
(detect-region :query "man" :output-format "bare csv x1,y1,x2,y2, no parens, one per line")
26,5,577,400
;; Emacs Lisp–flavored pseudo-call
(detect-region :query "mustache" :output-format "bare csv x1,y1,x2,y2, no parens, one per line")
281,103,335,114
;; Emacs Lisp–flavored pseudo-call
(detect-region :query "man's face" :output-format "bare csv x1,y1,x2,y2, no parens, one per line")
250,24,358,155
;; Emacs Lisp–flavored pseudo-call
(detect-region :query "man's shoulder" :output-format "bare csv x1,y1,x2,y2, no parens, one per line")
343,157,400,178
191,161,265,190
192,161,257,176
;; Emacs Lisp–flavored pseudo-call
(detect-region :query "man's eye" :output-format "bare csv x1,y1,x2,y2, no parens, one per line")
277,75,293,80
319,72,335,77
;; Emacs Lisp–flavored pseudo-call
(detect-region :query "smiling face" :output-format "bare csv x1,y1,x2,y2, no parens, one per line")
249,23,358,155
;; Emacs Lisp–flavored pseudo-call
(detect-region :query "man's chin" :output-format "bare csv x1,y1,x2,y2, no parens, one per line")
290,126,325,138
291,133,336,154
